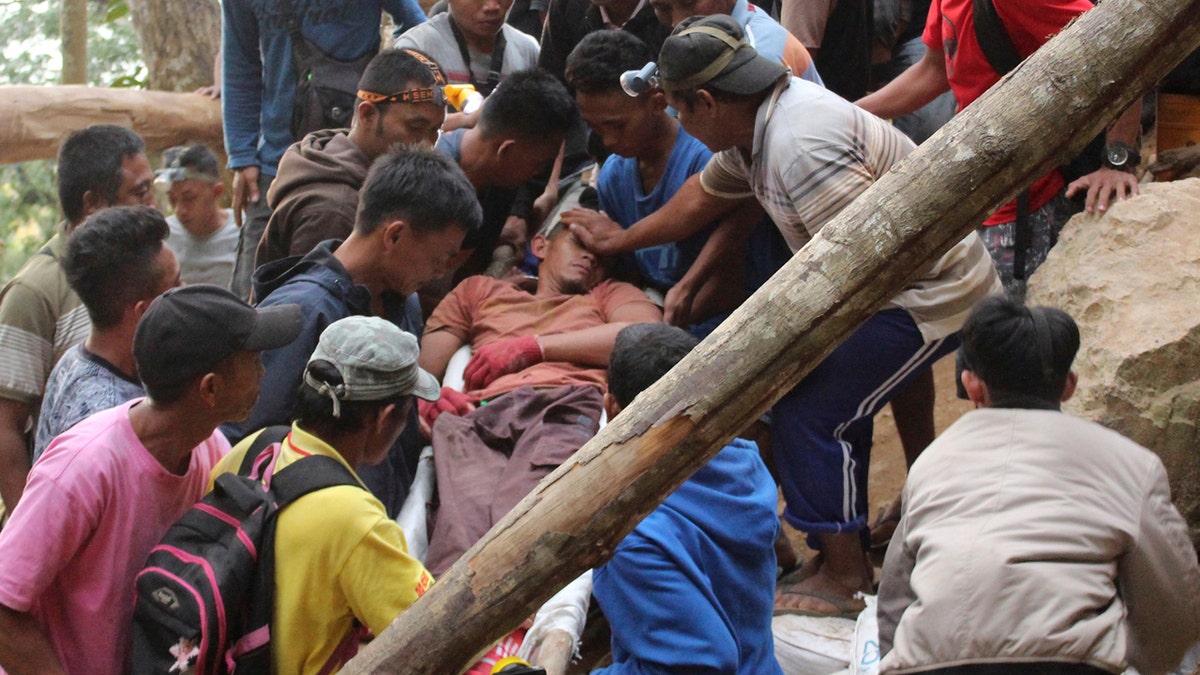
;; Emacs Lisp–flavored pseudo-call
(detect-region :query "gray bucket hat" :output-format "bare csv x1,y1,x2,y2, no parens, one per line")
304,317,441,417
658,14,788,95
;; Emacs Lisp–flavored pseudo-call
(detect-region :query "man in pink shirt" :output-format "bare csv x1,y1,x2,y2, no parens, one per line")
0,286,302,675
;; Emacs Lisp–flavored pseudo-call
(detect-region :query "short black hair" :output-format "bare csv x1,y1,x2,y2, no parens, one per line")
477,69,579,141
170,143,220,177
65,205,171,330
144,349,236,405
355,145,483,236
358,48,444,114
295,360,412,435
608,323,699,408
959,295,1080,404
565,31,656,96
57,125,146,225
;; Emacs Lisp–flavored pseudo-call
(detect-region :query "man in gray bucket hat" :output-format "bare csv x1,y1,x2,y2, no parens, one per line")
570,14,1001,618
211,315,439,672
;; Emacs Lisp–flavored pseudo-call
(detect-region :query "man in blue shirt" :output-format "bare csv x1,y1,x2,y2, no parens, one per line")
594,322,782,674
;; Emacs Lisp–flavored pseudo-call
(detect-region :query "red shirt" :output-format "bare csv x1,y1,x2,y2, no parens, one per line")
923,0,1092,224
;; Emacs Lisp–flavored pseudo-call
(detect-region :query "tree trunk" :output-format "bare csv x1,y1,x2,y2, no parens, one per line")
341,0,1200,671
60,0,88,84
126,0,221,92
0,86,222,165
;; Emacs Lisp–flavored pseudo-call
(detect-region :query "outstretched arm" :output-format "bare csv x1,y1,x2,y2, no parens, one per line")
563,174,750,257
664,201,764,327
857,46,951,120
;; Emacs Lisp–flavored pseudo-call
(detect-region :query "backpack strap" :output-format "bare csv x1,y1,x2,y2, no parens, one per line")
237,425,292,478
972,0,1023,76
269,455,361,508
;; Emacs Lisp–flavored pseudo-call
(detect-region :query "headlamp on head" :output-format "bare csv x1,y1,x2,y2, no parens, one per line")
620,62,660,97
358,83,483,114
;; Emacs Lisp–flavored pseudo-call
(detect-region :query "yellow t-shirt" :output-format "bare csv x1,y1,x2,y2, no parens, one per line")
211,425,434,674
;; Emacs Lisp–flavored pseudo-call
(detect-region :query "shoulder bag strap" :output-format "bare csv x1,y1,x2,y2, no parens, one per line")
972,0,1022,76
447,15,507,95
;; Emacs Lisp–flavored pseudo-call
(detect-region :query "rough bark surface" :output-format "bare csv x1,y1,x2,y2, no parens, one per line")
60,0,88,84
126,0,221,92
344,0,1200,671
0,86,222,165
1029,178,1200,547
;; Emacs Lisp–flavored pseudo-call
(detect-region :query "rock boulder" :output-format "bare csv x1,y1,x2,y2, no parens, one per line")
1029,178,1200,546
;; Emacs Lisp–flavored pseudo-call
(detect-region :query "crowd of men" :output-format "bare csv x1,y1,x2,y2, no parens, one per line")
0,0,1198,672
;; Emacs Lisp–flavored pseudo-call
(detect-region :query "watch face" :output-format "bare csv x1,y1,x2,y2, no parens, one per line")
1107,145,1129,166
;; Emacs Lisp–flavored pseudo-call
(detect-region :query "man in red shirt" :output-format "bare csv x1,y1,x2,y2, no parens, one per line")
858,0,1141,298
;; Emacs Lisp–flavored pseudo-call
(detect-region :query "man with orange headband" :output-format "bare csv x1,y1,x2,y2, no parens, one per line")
255,48,450,270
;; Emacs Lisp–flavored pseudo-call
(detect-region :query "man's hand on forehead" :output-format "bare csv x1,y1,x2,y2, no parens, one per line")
560,208,626,257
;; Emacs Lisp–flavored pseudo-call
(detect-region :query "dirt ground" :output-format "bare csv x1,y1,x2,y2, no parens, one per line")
781,353,975,558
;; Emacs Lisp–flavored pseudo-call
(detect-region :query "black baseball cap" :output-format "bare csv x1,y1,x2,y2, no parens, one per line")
658,15,787,96
134,286,303,393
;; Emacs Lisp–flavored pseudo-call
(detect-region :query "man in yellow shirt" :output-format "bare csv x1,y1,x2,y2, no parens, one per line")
211,316,440,673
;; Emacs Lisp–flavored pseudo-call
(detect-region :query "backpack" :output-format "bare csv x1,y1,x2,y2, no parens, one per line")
131,426,360,674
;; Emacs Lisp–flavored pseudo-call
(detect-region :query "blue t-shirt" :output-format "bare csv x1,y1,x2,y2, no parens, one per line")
597,127,715,291
34,345,144,461
593,438,784,674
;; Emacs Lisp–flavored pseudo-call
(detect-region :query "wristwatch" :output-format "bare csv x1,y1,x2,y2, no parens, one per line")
1104,142,1141,172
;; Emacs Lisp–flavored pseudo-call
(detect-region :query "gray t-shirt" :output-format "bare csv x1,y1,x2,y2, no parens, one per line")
394,13,539,87
165,210,239,288
34,344,144,460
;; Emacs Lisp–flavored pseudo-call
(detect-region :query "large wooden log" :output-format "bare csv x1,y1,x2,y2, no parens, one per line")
346,0,1200,671
0,86,222,165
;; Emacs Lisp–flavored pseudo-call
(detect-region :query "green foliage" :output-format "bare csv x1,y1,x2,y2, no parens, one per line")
0,0,147,283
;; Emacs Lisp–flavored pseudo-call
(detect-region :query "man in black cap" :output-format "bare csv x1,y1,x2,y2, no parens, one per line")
570,15,1000,617
0,286,301,675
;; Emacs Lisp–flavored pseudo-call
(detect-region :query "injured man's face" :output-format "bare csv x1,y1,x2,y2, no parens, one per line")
535,227,606,295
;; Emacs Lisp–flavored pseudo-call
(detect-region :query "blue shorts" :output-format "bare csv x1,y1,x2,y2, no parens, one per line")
771,308,958,546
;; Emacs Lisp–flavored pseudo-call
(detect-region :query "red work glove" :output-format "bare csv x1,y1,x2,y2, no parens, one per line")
462,336,544,391
418,387,476,432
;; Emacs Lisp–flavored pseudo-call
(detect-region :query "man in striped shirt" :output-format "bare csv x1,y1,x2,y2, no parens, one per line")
0,125,157,518
571,15,1001,616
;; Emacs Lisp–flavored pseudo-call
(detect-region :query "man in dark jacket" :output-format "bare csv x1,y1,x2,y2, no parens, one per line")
228,146,482,516
254,48,448,270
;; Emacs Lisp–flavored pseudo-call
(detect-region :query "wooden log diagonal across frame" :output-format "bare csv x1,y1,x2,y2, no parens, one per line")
346,0,1200,671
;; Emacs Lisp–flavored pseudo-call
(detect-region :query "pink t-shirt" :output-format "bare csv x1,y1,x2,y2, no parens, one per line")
0,399,228,675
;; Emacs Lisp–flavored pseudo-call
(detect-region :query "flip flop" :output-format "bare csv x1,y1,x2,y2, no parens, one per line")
773,584,866,620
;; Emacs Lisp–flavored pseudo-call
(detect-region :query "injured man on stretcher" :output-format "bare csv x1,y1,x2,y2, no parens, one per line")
416,221,662,576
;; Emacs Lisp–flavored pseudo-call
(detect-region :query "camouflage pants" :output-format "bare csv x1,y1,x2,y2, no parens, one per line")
977,195,1069,301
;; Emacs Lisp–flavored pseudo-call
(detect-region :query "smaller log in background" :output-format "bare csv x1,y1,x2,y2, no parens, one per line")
0,85,222,166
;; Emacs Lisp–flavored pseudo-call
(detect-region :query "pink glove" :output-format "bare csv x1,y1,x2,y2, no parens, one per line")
418,387,476,430
463,336,544,391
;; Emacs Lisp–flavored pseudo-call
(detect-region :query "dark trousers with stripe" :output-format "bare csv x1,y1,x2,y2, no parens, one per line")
772,308,958,547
